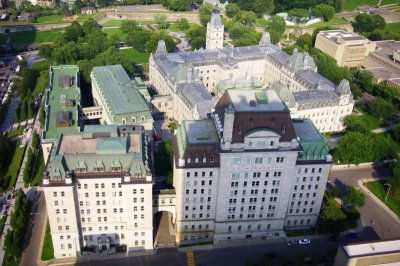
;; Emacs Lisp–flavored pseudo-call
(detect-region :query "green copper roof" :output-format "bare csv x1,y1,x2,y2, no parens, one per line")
96,137,127,154
43,65,81,140
91,65,151,119
293,119,329,161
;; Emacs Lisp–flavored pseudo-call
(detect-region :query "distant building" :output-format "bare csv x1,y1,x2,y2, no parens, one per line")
315,30,376,67
206,13,224,50
362,40,400,88
90,65,153,130
42,125,153,259
334,239,400,266
81,6,96,15
150,18,354,132
172,89,332,245
42,65,82,164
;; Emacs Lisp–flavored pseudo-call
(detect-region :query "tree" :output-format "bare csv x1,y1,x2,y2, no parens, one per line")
39,44,54,58
252,0,274,17
177,18,189,31
320,198,347,236
313,4,335,21
63,21,83,42
234,11,257,27
368,97,395,120
191,36,206,50
352,14,386,33
296,33,313,51
288,8,309,24
0,135,11,173
266,15,286,44
155,13,168,29
126,30,151,52
82,18,99,35
228,22,247,40
225,3,241,18
199,3,213,26
391,123,400,142
121,20,139,34
344,187,365,211
145,31,175,52
344,115,369,133
185,24,206,42
388,161,400,200
168,0,190,11
334,131,373,164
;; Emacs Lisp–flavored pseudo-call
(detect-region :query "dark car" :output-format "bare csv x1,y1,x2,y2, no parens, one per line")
286,240,298,246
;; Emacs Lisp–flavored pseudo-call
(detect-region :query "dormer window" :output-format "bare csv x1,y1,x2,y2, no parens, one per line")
94,167,104,172
210,156,215,163
270,141,274,146
187,158,191,163
76,167,87,173
111,167,122,172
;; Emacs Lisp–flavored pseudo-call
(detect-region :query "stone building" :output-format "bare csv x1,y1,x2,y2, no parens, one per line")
172,89,332,245
42,125,153,258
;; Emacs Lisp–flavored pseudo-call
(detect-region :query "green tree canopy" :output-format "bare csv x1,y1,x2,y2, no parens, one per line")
320,198,347,236
177,18,190,31
313,4,335,21
225,3,241,18
368,97,395,120
121,20,140,34
199,3,214,26
344,187,365,211
155,13,168,29
296,33,313,51
352,14,386,33
266,15,286,44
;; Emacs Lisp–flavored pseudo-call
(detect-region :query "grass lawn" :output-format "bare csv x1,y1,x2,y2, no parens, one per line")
118,48,150,64
102,20,123,27
385,22,400,34
41,220,54,261
2,140,25,190
366,181,400,217
342,0,399,11
2,252,20,266
0,215,6,235
35,14,65,24
32,70,49,100
167,22,197,32
5,28,64,45
6,128,23,139
351,113,385,131
31,150,45,186
31,60,51,72
102,28,125,40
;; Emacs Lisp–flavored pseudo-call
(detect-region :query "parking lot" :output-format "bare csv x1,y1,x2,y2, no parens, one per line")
0,55,19,104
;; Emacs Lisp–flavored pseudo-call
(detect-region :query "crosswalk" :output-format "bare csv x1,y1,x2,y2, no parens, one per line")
186,251,195,266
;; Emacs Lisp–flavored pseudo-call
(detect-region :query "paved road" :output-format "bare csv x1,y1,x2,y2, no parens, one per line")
76,238,338,266
20,192,47,266
330,165,400,240
0,97,19,133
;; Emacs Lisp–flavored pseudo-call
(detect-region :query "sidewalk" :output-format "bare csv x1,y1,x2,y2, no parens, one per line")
358,178,400,224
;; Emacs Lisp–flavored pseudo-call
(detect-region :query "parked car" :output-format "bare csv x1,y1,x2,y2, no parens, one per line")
286,240,298,246
298,238,311,245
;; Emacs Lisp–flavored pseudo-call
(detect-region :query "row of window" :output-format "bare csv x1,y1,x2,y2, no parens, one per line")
233,157,284,165
184,224,210,231
184,213,211,219
185,180,213,187
228,224,271,232
186,156,215,164
186,171,214,178
288,208,314,214
297,167,323,174
185,189,212,195
231,172,282,180
229,188,279,197
230,180,280,188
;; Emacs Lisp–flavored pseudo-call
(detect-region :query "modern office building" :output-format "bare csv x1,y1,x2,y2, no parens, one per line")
362,40,400,88
150,24,354,132
42,125,153,258
172,89,332,245
90,65,153,130
315,30,376,67
334,239,400,266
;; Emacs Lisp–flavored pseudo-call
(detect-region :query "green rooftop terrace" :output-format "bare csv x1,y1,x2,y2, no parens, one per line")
43,65,81,140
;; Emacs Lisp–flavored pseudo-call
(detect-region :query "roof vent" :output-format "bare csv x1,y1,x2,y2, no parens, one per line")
249,100,257,107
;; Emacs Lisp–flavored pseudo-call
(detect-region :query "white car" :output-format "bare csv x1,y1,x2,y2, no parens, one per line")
298,238,311,245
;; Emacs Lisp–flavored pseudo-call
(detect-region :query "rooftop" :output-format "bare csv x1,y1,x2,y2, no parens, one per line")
58,133,140,155
183,120,219,144
91,65,150,117
177,82,214,119
293,119,323,142
373,40,400,61
227,89,287,112
318,30,368,44
209,12,223,28
44,65,81,140
342,239,400,258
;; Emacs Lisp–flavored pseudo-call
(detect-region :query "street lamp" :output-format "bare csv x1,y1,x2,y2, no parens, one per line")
384,183,391,203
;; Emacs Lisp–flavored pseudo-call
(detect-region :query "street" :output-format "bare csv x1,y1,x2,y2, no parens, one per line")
20,191,47,266
76,238,338,266
330,165,400,240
